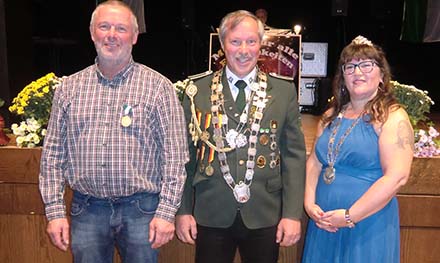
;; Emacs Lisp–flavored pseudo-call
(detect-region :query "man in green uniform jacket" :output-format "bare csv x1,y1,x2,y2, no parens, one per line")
176,10,306,263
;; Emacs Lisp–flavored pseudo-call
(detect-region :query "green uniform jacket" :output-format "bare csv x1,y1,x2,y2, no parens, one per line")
177,70,306,229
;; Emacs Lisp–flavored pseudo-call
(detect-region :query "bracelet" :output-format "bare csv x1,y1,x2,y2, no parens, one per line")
345,209,355,228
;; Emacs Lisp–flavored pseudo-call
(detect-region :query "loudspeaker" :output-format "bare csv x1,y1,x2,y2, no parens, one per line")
331,0,348,16
299,78,319,107
299,77,333,115
301,42,328,77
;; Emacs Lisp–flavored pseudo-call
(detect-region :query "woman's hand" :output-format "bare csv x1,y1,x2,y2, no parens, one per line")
323,209,348,229
305,203,339,232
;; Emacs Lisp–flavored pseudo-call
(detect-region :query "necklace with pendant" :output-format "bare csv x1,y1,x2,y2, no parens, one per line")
325,109,364,184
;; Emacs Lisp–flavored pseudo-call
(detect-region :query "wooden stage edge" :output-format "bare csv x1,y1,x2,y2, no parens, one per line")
0,113,439,263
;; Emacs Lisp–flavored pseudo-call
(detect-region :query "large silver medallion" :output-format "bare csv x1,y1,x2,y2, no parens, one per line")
323,166,335,184
225,129,238,149
233,181,250,203
225,130,247,149
235,133,248,148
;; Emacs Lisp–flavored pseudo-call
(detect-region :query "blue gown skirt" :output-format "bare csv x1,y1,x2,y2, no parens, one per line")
302,117,400,263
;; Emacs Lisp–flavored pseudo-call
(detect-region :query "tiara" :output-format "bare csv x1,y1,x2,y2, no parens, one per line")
351,35,373,46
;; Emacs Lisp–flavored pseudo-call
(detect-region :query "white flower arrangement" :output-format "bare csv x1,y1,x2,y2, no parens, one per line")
8,73,62,148
414,126,440,157
11,117,47,148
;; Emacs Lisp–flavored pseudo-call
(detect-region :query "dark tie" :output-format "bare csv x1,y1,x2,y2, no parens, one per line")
235,80,247,112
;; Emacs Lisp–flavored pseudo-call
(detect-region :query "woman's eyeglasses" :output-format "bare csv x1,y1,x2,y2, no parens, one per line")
342,60,377,75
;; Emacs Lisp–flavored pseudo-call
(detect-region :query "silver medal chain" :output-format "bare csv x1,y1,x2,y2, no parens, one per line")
326,109,364,183
210,70,268,202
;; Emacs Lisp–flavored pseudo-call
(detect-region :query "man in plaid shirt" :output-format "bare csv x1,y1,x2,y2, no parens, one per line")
39,1,188,262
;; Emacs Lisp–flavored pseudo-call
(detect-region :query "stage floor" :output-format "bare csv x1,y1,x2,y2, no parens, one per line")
300,114,319,154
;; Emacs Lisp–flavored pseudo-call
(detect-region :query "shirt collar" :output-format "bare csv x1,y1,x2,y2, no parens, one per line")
94,56,135,83
225,66,257,88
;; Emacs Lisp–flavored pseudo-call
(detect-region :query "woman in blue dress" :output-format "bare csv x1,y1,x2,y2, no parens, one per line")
302,36,414,263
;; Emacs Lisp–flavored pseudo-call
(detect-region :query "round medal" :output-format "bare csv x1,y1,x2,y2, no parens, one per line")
256,155,266,168
259,134,269,145
121,116,132,127
205,165,214,176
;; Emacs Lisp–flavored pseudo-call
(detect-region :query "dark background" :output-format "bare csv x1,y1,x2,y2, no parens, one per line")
1,0,440,125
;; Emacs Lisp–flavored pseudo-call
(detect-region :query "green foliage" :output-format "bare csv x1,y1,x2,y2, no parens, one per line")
391,80,434,127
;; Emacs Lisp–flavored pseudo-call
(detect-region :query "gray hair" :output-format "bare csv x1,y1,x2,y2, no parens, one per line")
90,0,139,34
218,10,265,48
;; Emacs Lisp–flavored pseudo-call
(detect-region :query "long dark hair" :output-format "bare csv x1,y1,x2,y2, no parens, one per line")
323,37,400,125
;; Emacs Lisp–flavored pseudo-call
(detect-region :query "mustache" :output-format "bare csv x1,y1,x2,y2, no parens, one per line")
236,53,251,61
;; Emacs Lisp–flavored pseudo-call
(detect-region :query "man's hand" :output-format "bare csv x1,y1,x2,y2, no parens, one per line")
46,218,70,251
149,217,175,249
175,215,197,245
276,218,301,247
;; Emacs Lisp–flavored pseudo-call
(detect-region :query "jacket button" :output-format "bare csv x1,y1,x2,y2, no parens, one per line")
239,160,245,165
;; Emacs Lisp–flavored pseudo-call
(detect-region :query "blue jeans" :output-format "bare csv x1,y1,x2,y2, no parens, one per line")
70,191,159,263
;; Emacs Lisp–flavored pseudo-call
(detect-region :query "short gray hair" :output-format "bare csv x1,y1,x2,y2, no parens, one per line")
218,10,265,48
90,0,139,34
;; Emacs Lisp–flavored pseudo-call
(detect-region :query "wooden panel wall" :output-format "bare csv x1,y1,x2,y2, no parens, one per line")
1,121,440,262
0,147,304,262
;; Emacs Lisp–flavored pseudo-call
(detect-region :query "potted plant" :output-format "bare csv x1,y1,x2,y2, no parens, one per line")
392,80,440,157
8,73,61,147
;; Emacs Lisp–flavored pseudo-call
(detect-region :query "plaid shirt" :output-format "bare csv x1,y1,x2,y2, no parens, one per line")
39,59,189,222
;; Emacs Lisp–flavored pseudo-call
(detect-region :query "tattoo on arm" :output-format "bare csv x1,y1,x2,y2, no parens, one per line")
396,120,414,151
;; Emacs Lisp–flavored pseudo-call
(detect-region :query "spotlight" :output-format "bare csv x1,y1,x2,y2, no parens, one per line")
293,24,302,35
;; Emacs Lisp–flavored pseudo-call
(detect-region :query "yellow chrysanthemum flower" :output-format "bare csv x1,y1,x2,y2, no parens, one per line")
9,73,62,147
9,72,61,125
